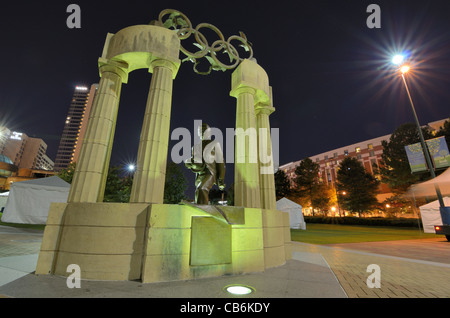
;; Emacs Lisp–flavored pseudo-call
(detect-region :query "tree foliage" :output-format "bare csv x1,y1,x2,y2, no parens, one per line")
58,161,188,204
274,169,291,200
103,166,132,202
293,158,319,202
336,157,379,216
379,123,433,194
292,158,333,214
57,162,76,184
163,161,188,204
435,118,450,151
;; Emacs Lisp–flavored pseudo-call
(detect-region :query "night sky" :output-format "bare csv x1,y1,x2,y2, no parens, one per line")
1,0,449,197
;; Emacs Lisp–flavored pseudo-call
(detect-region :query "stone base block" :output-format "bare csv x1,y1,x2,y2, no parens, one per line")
36,202,292,283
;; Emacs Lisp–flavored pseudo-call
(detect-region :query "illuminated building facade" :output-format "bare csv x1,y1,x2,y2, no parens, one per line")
279,118,449,206
0,127,55,189
0,128,54,171
54,84,98,171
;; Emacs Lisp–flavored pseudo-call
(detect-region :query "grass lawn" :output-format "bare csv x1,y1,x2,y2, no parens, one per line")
291,223,440,245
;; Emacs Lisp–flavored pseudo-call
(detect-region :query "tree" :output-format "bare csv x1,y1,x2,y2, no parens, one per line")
293,158,320,214
103,166,132,202
60,162,187,204
57,162,76,184
310,183,332,214
59,163,132,202
274,169,291,200
163,161,188,204
435,118,450,150
436,118,450,143
379,123,434,194
336,157,379,217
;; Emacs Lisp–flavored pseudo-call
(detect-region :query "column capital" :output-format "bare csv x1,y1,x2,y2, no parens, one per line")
98,58,129,83
230,86,257,97
230,59,270,105
255,104,275,116
149,58,180,79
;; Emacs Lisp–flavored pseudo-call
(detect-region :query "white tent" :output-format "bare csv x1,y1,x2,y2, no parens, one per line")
1,176,70,224
419,197,450,233
276,197,306,230
408,167,450,198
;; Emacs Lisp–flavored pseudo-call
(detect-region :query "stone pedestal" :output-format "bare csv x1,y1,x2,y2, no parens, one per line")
36,203,291,283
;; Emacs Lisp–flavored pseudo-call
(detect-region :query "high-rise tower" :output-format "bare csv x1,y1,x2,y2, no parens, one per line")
54,84,98,171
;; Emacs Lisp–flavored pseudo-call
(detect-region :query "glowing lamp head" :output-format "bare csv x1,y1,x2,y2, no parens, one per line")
400,65,410,74
392,55,404,65
128,164,135,171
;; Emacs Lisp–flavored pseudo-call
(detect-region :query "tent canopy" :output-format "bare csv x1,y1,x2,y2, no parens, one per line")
1,176,70,224
419,197,450,233
11,176,70,189
276,197,306,230
408,167,450,198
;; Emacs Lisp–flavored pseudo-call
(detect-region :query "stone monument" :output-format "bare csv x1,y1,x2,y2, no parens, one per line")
35,9,291,283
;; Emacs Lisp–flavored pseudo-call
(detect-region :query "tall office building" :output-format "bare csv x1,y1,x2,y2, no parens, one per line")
0,128,54,171
54,84,98,172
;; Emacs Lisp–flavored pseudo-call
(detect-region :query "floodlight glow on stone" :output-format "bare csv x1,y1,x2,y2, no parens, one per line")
392,54,404,65
225,285,254,295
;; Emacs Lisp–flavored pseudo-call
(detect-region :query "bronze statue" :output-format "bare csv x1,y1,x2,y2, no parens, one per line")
185,123,225,204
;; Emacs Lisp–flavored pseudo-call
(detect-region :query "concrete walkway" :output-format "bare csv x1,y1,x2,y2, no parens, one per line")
0,226,346,298
1,225,449,298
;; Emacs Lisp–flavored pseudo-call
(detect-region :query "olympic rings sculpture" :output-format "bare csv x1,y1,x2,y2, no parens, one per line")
157,9,253,75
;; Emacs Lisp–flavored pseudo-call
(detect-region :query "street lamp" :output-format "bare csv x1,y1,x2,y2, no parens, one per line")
392,54,404,65
394,57,450,233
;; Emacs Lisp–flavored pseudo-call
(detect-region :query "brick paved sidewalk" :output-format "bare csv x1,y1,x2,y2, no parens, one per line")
292,241,450,298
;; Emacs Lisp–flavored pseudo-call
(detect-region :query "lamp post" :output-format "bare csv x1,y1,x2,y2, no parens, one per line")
393,56,450,234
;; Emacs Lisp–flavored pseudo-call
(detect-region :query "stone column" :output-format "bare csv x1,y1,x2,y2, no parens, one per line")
68,60,128,203
233,87,261,208
255,88,277,210
230,59,271,208
130,59,178,203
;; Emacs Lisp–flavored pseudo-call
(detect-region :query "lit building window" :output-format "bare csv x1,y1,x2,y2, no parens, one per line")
356,147,361,153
